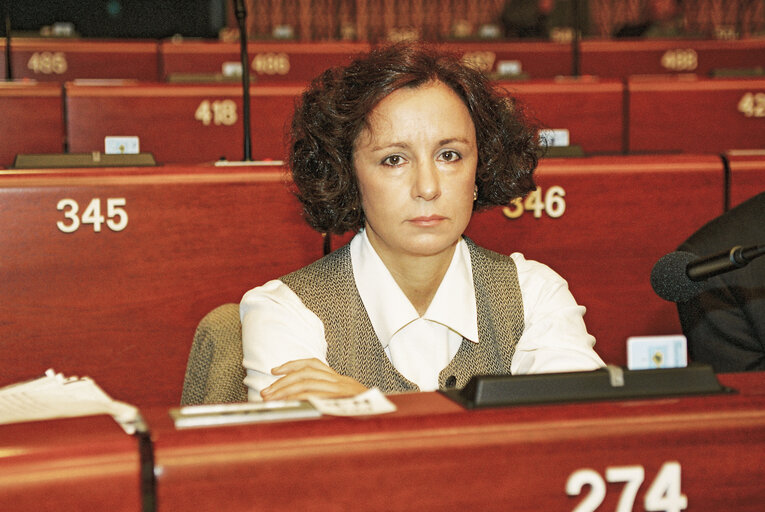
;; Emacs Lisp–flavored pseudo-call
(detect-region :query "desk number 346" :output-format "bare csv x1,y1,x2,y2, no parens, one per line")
567,462,687,512
57,198,128,233
502,185,566,219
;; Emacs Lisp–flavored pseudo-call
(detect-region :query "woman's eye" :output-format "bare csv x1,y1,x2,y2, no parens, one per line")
440,150,461,162
382,155,403,166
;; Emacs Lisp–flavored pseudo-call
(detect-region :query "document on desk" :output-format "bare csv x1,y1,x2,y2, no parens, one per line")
0,369,143,434
170,388,397,428
308,388,397,417
170,400,322,428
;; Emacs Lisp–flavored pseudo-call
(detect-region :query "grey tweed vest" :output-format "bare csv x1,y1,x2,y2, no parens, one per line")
280,237,524,393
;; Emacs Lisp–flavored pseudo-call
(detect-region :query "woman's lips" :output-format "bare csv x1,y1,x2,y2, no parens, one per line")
408,215,446,226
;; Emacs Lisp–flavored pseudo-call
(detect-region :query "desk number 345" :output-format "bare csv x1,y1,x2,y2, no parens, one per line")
567,462,687,512
57,198,128,233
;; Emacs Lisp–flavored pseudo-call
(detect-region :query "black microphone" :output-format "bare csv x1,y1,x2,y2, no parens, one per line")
234,0,252,162
651,245,765,303
686,244,765,281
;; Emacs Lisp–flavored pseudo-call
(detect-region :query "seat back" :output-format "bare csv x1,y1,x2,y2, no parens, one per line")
181,303,248,405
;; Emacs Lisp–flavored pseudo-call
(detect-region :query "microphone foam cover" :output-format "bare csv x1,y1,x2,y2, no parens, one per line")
650,251,706,303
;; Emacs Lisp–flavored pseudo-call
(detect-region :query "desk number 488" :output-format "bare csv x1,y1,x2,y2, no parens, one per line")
567,462,687,512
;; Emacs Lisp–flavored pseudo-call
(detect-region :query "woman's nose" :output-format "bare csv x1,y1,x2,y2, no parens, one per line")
413,161,441,201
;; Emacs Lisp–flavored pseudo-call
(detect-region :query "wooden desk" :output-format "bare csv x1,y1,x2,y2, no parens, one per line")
628,75,765,154
464,154,725,366
1,38,159,82
440,41,573,79
0,82,64,168
146,372,765,511
0,415,143,512
65,82,302,163
500,77,624,155
581,39,765,78
725,150,765,209
159,40,369,83
0,165,323,406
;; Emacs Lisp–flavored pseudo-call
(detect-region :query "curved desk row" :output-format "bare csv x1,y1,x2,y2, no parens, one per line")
1,155,762,407
2,38,764,83
1,372,764,511
2,75,764,168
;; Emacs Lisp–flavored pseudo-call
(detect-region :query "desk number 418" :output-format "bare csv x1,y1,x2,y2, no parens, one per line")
567,462,687,512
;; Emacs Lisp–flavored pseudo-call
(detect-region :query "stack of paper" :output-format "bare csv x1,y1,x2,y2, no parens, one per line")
0,369,144,434
170,388,397,429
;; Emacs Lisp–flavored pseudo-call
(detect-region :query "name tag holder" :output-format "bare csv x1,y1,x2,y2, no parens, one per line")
440,363,730,409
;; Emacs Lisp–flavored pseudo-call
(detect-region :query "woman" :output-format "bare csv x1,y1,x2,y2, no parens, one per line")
241,42,604,401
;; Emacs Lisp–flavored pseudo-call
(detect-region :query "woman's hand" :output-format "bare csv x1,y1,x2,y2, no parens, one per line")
260,358,368,401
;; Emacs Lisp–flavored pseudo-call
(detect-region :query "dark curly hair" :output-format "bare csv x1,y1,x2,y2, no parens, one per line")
289,41,539,234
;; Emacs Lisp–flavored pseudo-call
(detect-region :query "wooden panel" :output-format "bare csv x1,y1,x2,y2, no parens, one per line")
0,82,64,168
725,150,765,209
628,76,765,154
581,39,765,78
501,77,625,155
440,41,573,79
160,40,370,83
0,415,142,511
149,372,765,511
464,154,725,366
2,38,159,82
66,82,301,163
0,165,324,406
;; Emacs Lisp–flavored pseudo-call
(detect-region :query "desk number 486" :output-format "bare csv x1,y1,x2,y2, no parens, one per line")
567,462,687,512
57,198,128,233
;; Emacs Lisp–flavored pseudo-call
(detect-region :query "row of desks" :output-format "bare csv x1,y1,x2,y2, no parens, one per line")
2,74,765,168
1,155,762,408
2,371,764,511
2,38,765,83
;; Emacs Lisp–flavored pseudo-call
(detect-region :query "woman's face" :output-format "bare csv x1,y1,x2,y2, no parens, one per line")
352,80,478,264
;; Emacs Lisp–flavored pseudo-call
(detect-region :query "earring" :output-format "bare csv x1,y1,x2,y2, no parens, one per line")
473,185,478,201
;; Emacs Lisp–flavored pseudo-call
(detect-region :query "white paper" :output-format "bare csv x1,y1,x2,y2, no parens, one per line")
308,387,397,417
0,369,143,434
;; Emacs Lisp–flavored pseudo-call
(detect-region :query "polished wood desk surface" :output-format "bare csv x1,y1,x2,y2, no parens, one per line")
64,81,303,163
159,40,370,83
0,82,65,168
628,75,765,154
0,415,142,512
157,38,765,82
500,77,624,154
0,38,160,82
581,38,765,77
159,40,573,82
725,150,765,209
63,78,621,166
466,154,726,366
3,38,764,84
0,156,727,405
0,164,323,407
146,372,765,511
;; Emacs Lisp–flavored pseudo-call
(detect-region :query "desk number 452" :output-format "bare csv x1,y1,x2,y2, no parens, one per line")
57,198,128,233
567,462,687,512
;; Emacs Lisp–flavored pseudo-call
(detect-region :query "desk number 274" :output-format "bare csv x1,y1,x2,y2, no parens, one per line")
567,462,687,512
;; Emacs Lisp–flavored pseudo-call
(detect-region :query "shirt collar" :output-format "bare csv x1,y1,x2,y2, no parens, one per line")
351,230,479,348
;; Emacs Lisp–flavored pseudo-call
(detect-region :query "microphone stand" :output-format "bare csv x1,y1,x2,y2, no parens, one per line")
4,7,12,81
571,0,581,77
234,0,252,161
